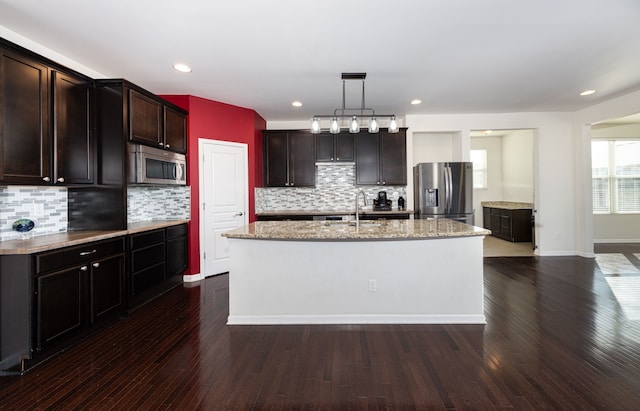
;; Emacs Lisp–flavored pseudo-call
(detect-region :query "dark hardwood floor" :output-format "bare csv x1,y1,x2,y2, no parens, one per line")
2,252,640,410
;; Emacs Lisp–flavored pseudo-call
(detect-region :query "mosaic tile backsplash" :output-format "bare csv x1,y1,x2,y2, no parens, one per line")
127,186,191,223
255,164,407,212
0,186,68,241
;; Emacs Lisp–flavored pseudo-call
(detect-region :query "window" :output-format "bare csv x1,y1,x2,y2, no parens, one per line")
592,140,640,214
470,149,487,189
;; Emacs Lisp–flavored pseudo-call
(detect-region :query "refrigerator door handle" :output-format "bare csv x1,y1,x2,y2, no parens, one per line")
445,165,452,212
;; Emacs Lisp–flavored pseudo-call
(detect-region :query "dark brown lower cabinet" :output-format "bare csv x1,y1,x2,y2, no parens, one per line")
128,224,188,310
484,207,532,242
36,267,84,352
166,224,188,277
0,237,125,374
34,238,125,354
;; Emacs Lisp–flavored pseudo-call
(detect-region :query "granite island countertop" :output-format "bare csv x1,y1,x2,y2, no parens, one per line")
0,219,190,255
223,219,490,241
481,201,534,210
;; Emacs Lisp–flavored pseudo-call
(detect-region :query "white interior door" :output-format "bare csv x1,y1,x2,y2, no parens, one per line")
200,139,248,277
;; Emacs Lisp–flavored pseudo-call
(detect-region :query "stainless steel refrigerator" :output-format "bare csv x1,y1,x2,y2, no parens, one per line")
413,162,474,225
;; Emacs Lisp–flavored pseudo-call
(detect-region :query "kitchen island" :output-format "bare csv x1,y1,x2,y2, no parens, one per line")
223,219,490,325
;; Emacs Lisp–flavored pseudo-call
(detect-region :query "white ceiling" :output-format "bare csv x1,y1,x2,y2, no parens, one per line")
2,0,640,122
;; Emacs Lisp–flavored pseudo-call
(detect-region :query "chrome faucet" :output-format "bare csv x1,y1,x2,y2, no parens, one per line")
355,189,367,227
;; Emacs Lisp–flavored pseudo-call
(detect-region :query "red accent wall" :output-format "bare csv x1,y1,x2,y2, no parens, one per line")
161,95,265,277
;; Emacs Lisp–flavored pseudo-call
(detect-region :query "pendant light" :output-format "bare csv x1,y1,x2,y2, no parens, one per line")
368,117,379,133
311,73,399,134
388,115,399,134
311,117,321,134
349,116,360,133
329,117,340,134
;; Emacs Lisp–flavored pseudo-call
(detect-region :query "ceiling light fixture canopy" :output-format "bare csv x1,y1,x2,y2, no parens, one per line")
311,73,399,134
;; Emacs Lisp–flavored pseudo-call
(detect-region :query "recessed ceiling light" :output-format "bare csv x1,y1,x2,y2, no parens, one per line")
580,89,596,96
173,63,192,73
292,101,302,107
411,99,422,105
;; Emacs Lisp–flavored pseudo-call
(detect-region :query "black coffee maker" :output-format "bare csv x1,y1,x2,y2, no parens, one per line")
373,191,392,211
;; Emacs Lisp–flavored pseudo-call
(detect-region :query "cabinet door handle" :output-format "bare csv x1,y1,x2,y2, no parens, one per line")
79,249,97,256
80,266,88,272
92,262,100,268
57,177,65,183
233,212,244,217
43,176,51,182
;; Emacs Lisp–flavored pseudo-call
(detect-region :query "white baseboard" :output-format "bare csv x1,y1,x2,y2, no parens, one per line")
227,314,487,325
183,273,203,283
594,239,640,244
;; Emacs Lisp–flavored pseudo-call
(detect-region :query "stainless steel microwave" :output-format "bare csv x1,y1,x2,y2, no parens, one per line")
128,144,187,185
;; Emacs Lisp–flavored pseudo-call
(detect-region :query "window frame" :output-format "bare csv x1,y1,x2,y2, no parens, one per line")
591,138,640,215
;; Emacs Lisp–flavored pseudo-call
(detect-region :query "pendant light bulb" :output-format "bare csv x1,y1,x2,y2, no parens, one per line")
388,115,399,133
368,117,379,133
330,117,340,134
349,116,360,134
311,117,321,134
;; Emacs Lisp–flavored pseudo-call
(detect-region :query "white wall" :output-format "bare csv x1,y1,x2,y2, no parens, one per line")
501,130,534,202
412,132,456,164
470,136,503,226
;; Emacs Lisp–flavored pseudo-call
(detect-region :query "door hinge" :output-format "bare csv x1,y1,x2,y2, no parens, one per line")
202,203,205,211
203,252,206,260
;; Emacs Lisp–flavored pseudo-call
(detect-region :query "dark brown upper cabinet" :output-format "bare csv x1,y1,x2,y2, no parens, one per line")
315,132,354,162
263,130,315,187
164,105,187,153
0,49,50,184
52,71,93,185
128,88,187,153
0,44,95,186
129,89,162,147
355,128,407,186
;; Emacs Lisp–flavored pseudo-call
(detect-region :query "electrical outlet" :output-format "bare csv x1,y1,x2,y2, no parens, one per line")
33,203,44,218
368,279,377,292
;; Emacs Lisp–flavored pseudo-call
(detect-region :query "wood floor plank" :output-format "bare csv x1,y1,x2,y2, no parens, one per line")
2,251,640,409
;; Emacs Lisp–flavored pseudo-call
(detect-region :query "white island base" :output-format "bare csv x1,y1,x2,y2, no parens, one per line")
226,235,486,325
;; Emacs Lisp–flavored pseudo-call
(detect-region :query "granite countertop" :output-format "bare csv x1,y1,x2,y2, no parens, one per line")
223,219,490,241
0,219,190,255
257,208,414,216
481,201,534,210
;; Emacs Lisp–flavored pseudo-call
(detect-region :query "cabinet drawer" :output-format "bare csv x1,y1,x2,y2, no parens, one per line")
166,224,187,239
129,229,165,249
131,243,166,273
36,237,125,274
